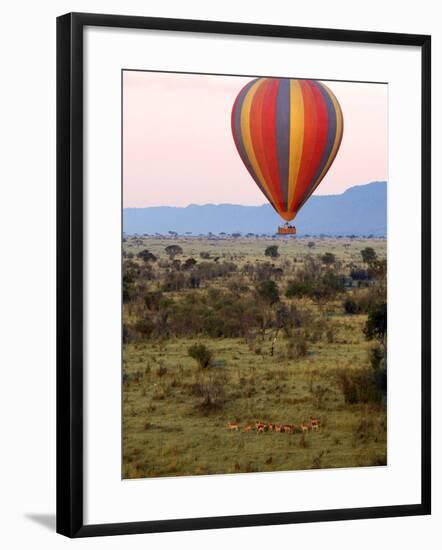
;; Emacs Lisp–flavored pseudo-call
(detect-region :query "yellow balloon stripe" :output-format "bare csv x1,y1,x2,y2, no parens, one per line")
288,80,305,212
301,83,343,206
240,79,280,213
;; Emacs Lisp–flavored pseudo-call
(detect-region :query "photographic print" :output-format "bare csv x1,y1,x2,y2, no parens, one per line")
122,70,387,479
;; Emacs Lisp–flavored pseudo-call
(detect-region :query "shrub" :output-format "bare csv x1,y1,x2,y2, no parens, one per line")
286,332,308,359
321,252,335,265
156,365,168,377
137,249,157,262
162,271,186,292
310,383,329,408
144,291,165,311
342,290,373,315
264,245,279,258
188,343,213,369
183,257,197,270
350,268,369,281
285,280,315,298
361,247,377,264
123,271,135,303
335,367,383,404
256,279,280,305
364,302,387,343
369,345,387,399
191,375,227,413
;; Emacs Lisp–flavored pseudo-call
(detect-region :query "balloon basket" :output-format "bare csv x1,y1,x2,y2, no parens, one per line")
277,224,296,235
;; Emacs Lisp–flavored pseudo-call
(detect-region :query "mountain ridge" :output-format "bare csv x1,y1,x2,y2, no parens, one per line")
123,181,387,236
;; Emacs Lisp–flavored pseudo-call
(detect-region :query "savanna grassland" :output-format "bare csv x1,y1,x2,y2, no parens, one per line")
122,235,387,479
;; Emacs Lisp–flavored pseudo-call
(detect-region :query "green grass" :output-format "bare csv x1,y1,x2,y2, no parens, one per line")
122,236,387,479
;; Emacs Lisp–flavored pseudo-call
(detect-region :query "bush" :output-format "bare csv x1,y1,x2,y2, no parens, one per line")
335,366,384,404
123,271,135,303
285,280,315,298
364,302,387,343
192,380,226,413
265,245,279,258
342,290,373,315
183,257,197,270
137,249,157,262
162,271,186,292
350,268,369,281
256,279,279,305
336,369,375,404
165,244,183,259
286,332,308,359
188,343,213,369
361,247,377,264
321,252,335,265
369,345,387,399
343,297,358,314
144,291,165,311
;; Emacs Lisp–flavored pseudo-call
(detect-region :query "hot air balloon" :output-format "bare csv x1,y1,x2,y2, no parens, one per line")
231,78,343,235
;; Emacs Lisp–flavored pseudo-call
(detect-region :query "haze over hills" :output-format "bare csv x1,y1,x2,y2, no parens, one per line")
123,181,387,237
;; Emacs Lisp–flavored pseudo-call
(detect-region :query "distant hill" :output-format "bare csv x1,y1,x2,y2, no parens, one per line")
123,181,387,237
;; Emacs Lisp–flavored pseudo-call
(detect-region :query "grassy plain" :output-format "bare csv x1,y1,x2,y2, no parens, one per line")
122,236,387,478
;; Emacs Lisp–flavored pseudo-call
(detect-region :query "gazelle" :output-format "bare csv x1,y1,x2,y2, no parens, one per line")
227,421,239,431
243,423,252,432
284,424,294,433
255,421,265,432
300,422,309,433
310,416,319,431
257,425,265,434
274,424,282,433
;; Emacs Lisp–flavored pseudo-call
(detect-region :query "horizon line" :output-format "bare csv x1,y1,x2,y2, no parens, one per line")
123,181,387,210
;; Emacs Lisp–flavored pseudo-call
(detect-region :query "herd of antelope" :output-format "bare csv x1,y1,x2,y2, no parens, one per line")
227,417,320,434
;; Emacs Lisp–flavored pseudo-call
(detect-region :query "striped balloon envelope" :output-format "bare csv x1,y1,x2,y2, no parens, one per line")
231,78,343,222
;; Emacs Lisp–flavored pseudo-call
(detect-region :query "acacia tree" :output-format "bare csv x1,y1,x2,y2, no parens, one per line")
165,244,183,259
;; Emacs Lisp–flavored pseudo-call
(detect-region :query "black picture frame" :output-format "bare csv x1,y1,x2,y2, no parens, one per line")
56,12,431,538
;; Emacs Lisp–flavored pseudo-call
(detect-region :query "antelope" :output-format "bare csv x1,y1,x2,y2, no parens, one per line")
257,425,265,434
274,424,282,433
243,423,252,432
284,424,294,433
255,421,265,432
267,423,274,432
310,416,319,431
300,422,309,433
227,421,239,431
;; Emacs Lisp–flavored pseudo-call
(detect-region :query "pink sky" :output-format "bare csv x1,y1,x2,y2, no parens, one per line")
123,71,387,208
